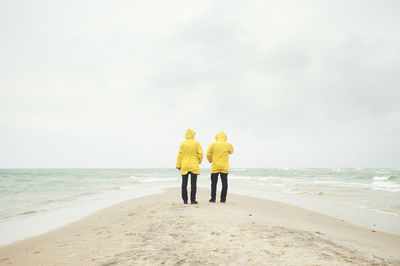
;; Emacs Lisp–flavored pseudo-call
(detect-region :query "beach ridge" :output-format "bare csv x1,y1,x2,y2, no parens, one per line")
0,188,399,265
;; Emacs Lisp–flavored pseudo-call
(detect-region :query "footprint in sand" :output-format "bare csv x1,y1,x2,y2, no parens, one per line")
0,258,10,263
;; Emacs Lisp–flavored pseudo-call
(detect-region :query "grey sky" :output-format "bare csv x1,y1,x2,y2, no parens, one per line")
1,0,399,168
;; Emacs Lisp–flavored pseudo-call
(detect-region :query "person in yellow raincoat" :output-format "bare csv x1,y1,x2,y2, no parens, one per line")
176,128,203,204
206,131,233,203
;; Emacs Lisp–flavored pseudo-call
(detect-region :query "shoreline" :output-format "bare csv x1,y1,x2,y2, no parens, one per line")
0,188,399,265
0,183,176,247
224,181,400,236
1,179,399,248
2,168,399,246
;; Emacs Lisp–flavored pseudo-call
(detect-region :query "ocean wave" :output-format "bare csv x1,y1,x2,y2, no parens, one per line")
232,168,247,172
351,204,400,217
312,180,370,189
282,188,303,194
371,209,400,217
229,175,291,182
373,176,391,181
129,176,177,183
310,179,400,192
229,175,256,180
259,176,287,181
231,176,400,193
119,186,135,190
370,181,400,192
17,210,37,216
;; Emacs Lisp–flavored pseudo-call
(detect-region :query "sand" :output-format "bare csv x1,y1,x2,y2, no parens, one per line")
0,188,399,265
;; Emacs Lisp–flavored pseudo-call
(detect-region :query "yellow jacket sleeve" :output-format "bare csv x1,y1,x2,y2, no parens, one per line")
176,144,182,169
229,144,234,154
206,144,213,163
196,141,203,164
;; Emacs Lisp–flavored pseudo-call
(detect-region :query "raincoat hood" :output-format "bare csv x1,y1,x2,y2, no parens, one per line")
215,131,227,142
185,128,195,140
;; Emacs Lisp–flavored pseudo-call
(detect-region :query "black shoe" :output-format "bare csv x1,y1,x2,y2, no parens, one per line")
184,201,188,204
191,201,198,204
220,200,225,203
209,199,215,203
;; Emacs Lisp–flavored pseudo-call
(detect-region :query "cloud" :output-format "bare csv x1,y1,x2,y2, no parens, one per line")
1,0,399,167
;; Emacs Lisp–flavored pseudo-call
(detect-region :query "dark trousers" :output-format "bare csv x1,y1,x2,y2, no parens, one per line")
181,172,197,203
210,172,228,202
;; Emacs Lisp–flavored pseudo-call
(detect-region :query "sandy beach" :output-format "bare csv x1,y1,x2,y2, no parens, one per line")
0,188,399,265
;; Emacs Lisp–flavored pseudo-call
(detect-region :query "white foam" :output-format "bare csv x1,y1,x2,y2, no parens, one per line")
349,204,400,217
312,180,370,189
228,175,255,180
119,185,135,190
371,209,400,217
282,188,302,194
373,176,391,181
370,181,400,192
130,176,177,183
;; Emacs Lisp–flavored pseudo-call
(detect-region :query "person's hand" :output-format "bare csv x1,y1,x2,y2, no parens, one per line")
176,167,180,170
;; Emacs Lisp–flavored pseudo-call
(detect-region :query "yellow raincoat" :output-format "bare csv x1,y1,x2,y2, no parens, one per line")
206,131,234,173
176,129,203,175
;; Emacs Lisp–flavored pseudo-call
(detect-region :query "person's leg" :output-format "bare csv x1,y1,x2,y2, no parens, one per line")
210,173,219,202
181,173,188,204
220,173,228,202
190,172,198,204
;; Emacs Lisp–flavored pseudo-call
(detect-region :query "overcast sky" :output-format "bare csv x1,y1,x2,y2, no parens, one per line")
1,0,399,168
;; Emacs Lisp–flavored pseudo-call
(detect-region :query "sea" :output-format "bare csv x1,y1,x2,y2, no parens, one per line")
0,168,399,246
